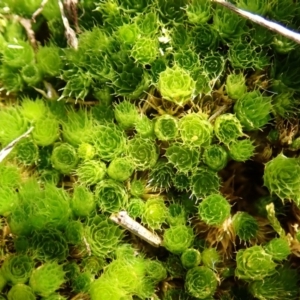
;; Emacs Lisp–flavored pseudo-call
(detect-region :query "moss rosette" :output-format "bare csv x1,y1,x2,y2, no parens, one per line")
198,194,231,226
185,266,218,299
92,124,127,162
142,198,168,230
127,137,159,170
85,218,123,258
51,143,79,174
235,246,277,281
214,113,244,145
158,66,196,106
163,225,194,254
165,143,200,173
234,90,272,131
95,179,128,213
232,212,259,242
191,168,221,198
2,254,34,285
179,113,213,147
154,114,179,141
263,154,300,204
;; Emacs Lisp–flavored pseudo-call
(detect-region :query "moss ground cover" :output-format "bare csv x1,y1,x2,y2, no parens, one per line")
1,0,300,299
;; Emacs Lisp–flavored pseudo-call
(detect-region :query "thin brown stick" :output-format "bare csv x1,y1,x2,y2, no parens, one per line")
212,0,300,44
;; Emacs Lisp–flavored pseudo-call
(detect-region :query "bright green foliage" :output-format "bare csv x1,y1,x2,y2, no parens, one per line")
7,284,36,300
263,154,300,204
234,91,272,131
232,212,259,242
31,229,68,262
166,143,200,173
76,160,106,186
36,46,62,77
128,137,159,170
185,266,218,299
64,262,80,282
130,179,146,197
131,37,159,65
249,264,299,300
85,217,123,258
2,254,33,285
32,117,60,146
77,143,95,160
65,221,84,245
114,100,139,130
134,12,159,36
142,198,168,229
148,159,174,190
20,63,42,86
198,194,231,226
235,246,277,281
71,185,95,218
107,157,134,181
71,272,93,293
191,168,221,198
158,66,196,106
154,114,178,141
2,41,34,69
29,262,65,297
14,139,39,165
92,124,126,161
228,139,255,162
163,225,194,254
0,187,18,216
181,248,201,269
62,109,93,146
212,6,247,42
203,144,228,171
51,143,79,174
20,98,48,122
235,0,269,15
214,113,244,145
167,203,186,226
201,248,220,269
185,0,211,25
8,181,71,235
0,164,21,188
226,73,247,100
127,198,145,218
0,106,28,146
145,260,167,283
42,294,67,300
179,113,213,147
135,115,155,138
95,179,128,213
264,238,291,261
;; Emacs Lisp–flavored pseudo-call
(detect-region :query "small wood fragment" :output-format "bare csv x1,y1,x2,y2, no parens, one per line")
110,211,162,247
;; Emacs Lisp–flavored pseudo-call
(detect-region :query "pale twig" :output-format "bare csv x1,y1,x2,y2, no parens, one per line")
57,0,78,49
212,0,300,44
110,211,162,247
14,16,37,50
83,236,92,256
32,0,49,22
0,127,34,163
